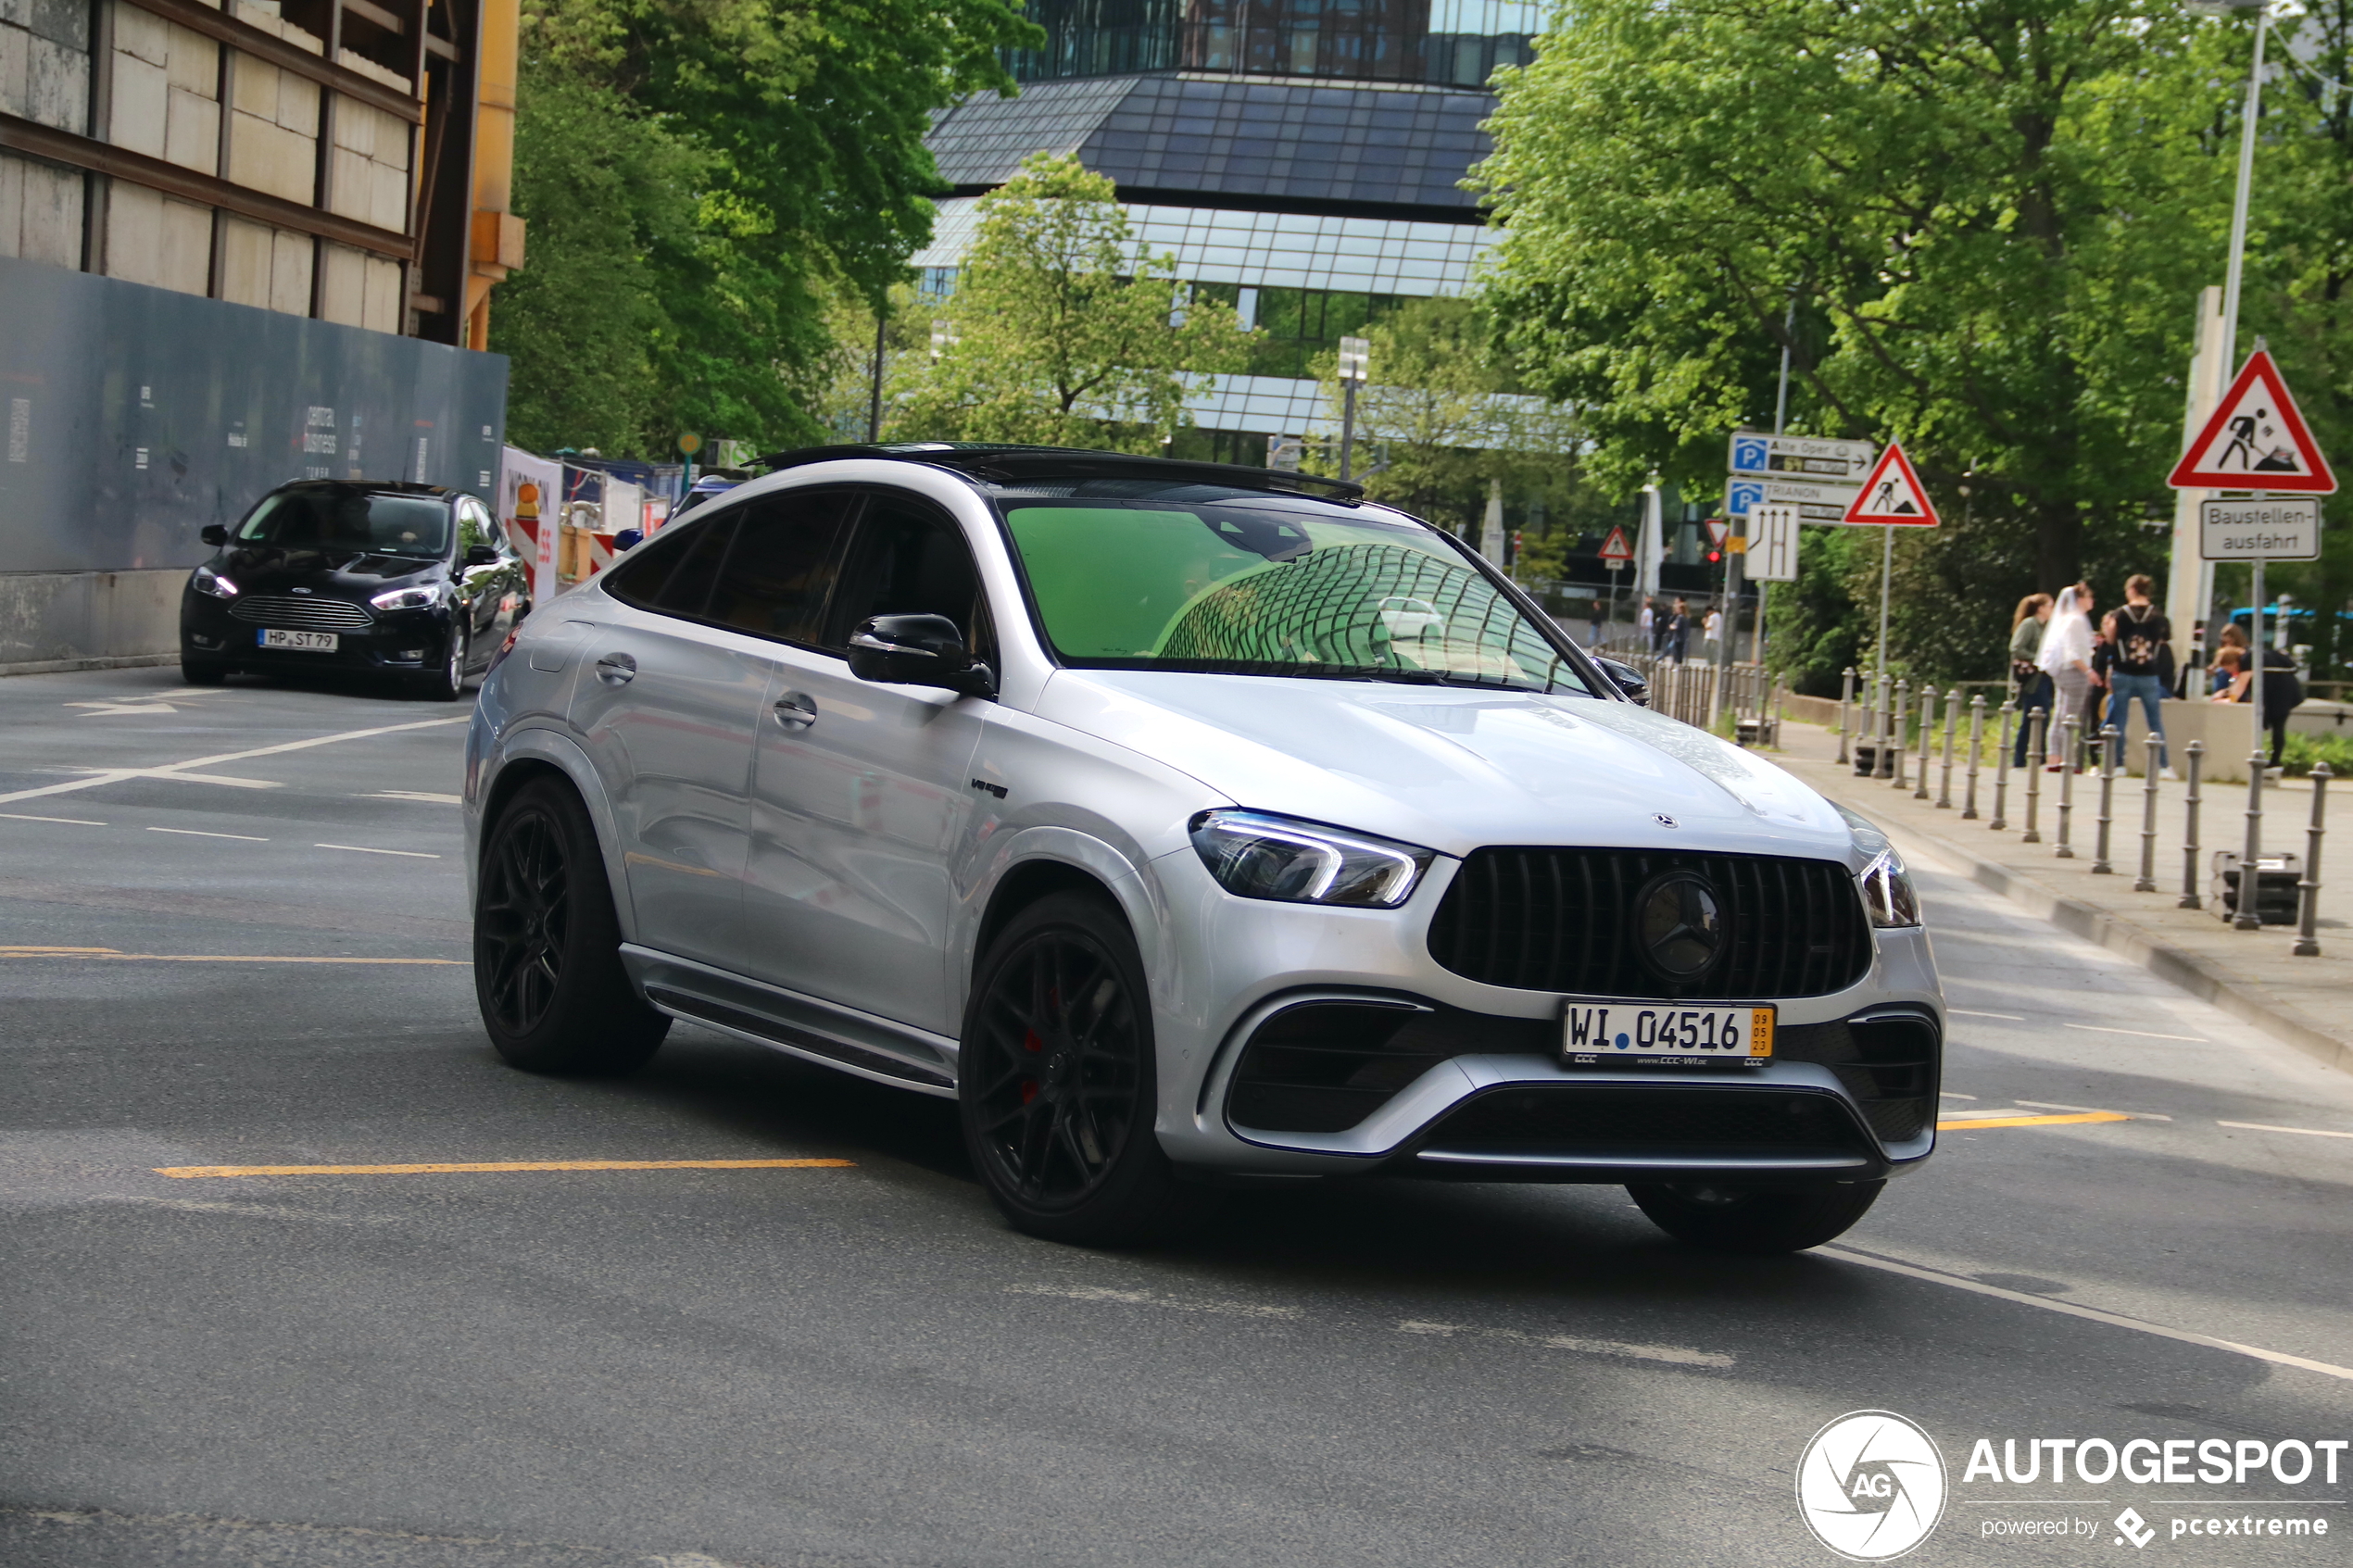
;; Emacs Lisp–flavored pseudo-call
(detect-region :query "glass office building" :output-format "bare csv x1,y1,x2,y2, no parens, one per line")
915,0,1541,456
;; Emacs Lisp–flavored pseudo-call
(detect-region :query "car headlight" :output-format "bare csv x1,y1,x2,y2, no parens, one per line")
1836,805,1922,928
370,583,441,610
1189,809,1435,908
192,565,237,599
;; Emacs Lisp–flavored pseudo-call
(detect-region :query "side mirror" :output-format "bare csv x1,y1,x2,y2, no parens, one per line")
462,543,500,567
848,613,994,696
1594,656,1649,707
200,524,227,546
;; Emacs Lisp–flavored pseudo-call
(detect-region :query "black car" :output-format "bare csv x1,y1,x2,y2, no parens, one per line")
181,481,531,698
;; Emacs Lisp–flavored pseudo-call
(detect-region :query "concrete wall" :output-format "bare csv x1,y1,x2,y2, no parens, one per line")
0,0,92,266
0,254,508,672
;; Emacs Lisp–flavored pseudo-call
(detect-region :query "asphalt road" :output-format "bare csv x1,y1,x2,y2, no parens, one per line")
2,665,2348,1568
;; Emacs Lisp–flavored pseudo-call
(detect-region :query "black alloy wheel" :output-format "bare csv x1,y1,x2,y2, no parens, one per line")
473,776,668,1074
419,624,467,701
960,891,1181,1244
1628,1180,1884,1254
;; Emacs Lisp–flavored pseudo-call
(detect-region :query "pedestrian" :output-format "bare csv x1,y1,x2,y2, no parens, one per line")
2208,643,2243,697
2036,584,2095,771
2212,633,2304,771
1703,602,1723,659
2104,573,2175,777
2009,592,2054,768
1666,597,1692,661
1588,598,1604,647
1638,597,1656,653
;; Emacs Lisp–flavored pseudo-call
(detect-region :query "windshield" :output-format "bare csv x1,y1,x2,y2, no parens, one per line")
999,487,1596,695
234,487,452,558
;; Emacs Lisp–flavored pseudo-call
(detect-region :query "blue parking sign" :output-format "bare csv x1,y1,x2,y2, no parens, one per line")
1731,436,1770,475
1727,480,1765,516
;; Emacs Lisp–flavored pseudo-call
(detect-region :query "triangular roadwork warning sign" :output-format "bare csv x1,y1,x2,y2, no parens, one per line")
1843,443,1941,526
1599,525,1634,563
2169,348,2337,494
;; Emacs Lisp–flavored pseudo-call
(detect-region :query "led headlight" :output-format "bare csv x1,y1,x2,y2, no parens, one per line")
1837,805,1922,928
370,583,442,610
1189,809,1435,908
191,565,237,599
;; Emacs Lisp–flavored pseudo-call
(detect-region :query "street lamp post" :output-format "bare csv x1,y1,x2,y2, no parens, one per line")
1337,335,1369,481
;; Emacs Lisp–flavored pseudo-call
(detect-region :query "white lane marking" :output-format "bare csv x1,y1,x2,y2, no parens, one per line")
0,716,471,808
314,844,440,859
81,768,282,789
1399,1320,1733,1369
2219,1120,2353,1140
366,790,462,805
2017,1098,2171,1122
1949,1009,2025,1021
0,811,107,825
1819,1246,2353,1384
1938,1091,1979,1100
1936,1107,2033,1120
146,826,268,842
1006,1283,1302,1319
2061,1023,2208,1042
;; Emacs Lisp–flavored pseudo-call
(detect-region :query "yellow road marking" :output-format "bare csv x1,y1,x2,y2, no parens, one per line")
0,947,462,965
1937,1111,2131,1131
157,1159,857,1178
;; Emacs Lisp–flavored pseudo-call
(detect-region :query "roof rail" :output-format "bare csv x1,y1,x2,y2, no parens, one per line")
749,443,1365,500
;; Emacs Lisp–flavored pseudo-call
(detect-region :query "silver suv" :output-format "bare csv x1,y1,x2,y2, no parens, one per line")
465,446,1940,1252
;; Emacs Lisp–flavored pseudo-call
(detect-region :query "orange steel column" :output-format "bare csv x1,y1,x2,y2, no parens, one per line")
465,0,524,349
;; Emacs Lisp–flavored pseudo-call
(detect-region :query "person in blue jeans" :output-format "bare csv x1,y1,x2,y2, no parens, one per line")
2104,573,2175,778
2008,593,2053,766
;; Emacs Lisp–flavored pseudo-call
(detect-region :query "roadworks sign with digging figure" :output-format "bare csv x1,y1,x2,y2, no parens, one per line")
2169,347,2338,494
1843,443,1942,526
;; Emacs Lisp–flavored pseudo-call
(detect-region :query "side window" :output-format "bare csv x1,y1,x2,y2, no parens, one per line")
601,512,739,620
704,488,859,646
827,493,986,655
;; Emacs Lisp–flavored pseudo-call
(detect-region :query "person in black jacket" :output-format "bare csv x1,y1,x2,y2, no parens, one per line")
2105,575,2175,776
2213,636,2304,770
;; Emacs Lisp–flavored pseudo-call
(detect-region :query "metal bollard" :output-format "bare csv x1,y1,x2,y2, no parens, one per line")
1989,698,2012,829
1963,694,1985,819
2295,763,2331,958
1937,687,1958,808
1837,667,1855,764
1891,681,1909,786
2091,724,2119,873
1914,684,1935,799
2135,729,2160,892
2236,740,2267,931
2021,709,2046,843
2180,740,2204,909
1774,684,1785,749
2054,715,2080,858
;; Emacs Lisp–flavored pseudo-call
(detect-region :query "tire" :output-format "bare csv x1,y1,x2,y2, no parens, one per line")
181,657,226,685
417,625,467,701
1628,1181,1883,1254
473,776,669,1075
960,890,1182,1245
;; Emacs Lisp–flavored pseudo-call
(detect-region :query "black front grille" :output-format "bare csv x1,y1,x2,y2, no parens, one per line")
1427,847,1873,998
1418,1085,1873,1160
231,595,375,631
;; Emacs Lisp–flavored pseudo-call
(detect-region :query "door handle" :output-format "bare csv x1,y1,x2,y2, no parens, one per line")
773,691,818,728
595,651,637,686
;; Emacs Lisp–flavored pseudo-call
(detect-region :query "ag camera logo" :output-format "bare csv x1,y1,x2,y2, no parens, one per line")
1797,1410,1949,1561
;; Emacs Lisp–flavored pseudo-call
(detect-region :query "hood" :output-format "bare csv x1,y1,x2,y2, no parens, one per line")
1033,671,1861,865
213,546,446,595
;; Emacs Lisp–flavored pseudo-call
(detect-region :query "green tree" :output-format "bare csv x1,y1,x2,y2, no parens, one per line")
1475,0,2236,681
895,154,1249,453
1309,295,1583,543
493,0,1037,458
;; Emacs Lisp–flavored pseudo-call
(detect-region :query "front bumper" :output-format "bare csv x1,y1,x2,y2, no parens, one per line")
182,591,457,672
1142,847,1941,1185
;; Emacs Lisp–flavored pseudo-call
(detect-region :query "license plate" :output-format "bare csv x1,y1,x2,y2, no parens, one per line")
258,628,337,652
1561,1000,1774,1063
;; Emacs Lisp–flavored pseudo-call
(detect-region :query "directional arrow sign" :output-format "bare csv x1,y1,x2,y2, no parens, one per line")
1843,443,1941,526
1728,432,1876,481
1727,477,1862,522
2169,348,2337,493
1746,504,1801,582
1598,525,1635,564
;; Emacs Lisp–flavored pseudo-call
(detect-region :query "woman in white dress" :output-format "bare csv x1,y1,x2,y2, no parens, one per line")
2036,584,2095,771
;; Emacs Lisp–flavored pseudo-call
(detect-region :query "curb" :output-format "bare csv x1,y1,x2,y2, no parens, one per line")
1853,790,2353,1075
0,652,178,678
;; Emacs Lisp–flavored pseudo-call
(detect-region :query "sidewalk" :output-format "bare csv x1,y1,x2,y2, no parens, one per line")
1765,715,2353,1074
